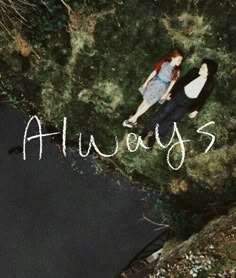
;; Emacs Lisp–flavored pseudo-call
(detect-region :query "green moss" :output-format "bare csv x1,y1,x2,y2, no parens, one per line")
0,0,235,238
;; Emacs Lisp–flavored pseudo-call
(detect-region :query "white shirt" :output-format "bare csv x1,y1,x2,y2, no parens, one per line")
184,76,207,99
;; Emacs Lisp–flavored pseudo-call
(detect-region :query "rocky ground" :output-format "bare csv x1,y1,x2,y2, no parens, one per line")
148,207,236,277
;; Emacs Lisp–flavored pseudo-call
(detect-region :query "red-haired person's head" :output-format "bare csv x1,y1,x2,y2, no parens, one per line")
154,50,183,80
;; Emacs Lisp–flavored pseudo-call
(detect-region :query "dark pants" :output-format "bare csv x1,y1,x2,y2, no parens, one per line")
140,89,195,147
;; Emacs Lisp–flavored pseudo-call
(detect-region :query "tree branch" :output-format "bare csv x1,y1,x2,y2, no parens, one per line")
58,0,73,16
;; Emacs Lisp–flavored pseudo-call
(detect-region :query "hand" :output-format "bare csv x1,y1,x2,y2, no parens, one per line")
166,94,171,101
189,111,198,118
160,95,167,101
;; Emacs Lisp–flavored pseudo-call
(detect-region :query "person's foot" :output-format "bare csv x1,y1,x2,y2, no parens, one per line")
123,120,136,128
123,120,133,128
147,135,156,150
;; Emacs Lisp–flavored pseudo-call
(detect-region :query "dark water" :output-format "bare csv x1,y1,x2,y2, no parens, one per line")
0,104,165,278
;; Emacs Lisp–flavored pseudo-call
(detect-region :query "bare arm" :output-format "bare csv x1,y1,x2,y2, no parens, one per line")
160,80,177,100
143,70,157,88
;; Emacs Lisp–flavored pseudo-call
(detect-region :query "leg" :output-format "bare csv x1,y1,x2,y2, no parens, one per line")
157,105,189,137
139,128,156,149
147,99,178,132
139,127,150,140
128,100,152,123
147,134,156,149
139,101,180,149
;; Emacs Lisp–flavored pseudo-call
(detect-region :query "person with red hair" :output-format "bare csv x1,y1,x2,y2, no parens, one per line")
140,58,218,149
123,50,183,128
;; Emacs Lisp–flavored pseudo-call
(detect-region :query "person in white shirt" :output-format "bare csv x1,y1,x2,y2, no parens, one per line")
140,59,218,148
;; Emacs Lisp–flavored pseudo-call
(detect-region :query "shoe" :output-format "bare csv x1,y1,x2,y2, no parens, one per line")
147,135,156,149
123,120,134,128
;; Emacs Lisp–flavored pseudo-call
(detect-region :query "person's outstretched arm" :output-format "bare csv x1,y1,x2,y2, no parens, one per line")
142,70,157,89
160,79,177,101
167,68,199,100
188,90,212,118
188,79,215,118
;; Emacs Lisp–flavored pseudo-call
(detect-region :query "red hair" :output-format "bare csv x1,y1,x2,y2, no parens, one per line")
154,50,183,81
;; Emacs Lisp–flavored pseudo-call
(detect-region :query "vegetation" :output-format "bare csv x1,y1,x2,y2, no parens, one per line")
0,0,235,238
151,207,236,277
0,0,34,37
